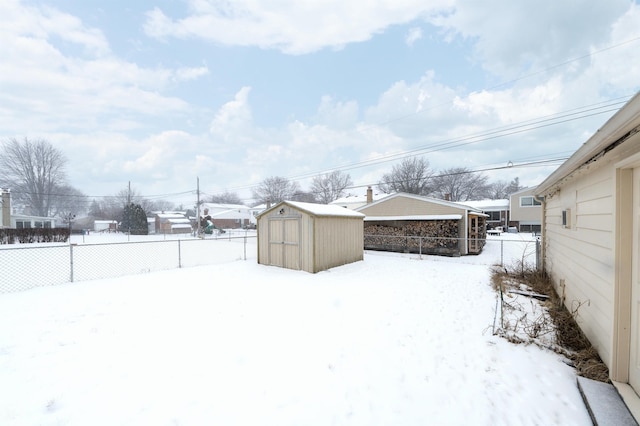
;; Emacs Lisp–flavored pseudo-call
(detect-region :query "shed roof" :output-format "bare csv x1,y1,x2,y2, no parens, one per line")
258,201,365,218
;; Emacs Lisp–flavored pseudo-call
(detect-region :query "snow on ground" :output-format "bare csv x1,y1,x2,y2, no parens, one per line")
0,233,591,425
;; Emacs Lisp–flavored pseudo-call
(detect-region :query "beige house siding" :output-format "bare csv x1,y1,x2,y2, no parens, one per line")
536,91,640,391
510,187,542,223
542,163,616,366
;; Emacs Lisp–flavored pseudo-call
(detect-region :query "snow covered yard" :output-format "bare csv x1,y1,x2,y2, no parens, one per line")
0,234,592,425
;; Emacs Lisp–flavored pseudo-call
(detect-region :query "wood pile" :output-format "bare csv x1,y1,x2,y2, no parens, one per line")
364,219,461,256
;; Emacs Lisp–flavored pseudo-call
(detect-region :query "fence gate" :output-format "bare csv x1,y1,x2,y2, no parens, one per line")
267,217,301,270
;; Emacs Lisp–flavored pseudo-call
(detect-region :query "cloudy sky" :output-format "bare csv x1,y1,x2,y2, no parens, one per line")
2,0,639,207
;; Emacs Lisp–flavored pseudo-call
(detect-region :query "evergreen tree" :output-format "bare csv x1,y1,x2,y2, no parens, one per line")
121,202,148,235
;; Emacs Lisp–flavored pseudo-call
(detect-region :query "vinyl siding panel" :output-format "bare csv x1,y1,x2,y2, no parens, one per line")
257,201,363,273
543,164,616,366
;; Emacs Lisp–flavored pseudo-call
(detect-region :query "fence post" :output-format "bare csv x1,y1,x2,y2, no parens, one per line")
69,243,75,283
244,235,247,260
178,239,182,268
419,236,422,259
500,239,504,267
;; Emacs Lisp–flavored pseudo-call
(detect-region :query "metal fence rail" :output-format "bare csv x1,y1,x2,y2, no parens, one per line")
364,233,540,269
0,235,257,294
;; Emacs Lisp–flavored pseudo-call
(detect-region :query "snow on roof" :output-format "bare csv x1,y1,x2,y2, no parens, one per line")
285,201,365,218
364,214,462,221
331,192,389,204
459,199,509,210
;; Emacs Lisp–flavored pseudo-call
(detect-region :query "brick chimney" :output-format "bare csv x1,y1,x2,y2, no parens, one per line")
444,193,451,201
366,186,373,204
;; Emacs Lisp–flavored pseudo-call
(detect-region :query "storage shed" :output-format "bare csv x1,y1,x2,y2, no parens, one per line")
357,193,487,256
257,200,365,273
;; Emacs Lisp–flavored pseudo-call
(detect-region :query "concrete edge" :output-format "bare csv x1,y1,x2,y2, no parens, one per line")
613,381,640,424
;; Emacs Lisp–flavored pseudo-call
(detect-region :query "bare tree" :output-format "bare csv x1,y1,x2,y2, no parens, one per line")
431,167,491,201
206,191,243,205
0,137,68,216
251,176,301,205
50,184,87,219
378,157,433,195
147,199,176,212
311,171,353,204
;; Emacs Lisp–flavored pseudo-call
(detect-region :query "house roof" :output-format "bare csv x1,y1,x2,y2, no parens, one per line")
356,192,485,214
365,214,463,221
331,192,389,205
537,91,640,195
258,200,365,219
457,199,509,210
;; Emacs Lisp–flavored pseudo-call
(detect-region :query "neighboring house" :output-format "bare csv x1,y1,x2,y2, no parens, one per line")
201,203,253,229
509,187,542,233
0,189,57,229
356,193,487,256
153,212,192,234
10,214,56,229
460,199,510,230
256,200,365,273
535,91,640,404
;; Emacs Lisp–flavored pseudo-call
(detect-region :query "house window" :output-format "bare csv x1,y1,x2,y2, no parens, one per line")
34,221,43,228
487,211,501,221
520,196,541,207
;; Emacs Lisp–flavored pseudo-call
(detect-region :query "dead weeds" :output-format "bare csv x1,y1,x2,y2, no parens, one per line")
491,263,610,383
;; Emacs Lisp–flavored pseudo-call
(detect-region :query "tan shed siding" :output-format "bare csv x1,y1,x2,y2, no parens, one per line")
360,196,465,216
313,217,363,272
543,164,616,366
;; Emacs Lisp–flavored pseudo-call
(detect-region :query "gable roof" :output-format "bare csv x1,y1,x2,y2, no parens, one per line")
356,192,484,213
258,200,365,219
537,91,640,195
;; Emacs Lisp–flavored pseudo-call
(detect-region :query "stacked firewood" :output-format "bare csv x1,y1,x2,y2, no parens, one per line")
364,220,460,254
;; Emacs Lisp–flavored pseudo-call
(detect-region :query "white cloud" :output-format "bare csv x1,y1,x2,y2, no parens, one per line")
405,27,423,46
430,0,631,80
144,0,453,54
0,1,202,135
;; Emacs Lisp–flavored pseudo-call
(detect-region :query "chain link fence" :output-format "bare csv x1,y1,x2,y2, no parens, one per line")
0,234,257,294
364,233,540,269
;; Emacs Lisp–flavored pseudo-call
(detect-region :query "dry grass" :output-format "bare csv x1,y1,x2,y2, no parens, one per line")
491,263,610,383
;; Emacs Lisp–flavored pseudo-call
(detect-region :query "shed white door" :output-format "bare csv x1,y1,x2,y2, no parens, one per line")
268,217,301,270
630,166,640,390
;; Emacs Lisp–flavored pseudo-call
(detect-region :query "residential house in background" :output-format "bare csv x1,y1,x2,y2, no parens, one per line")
201,203,253,229
1,189,57,229
509,187,542,233
460,199,510,230
153,212,192,234
535,91,640,409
